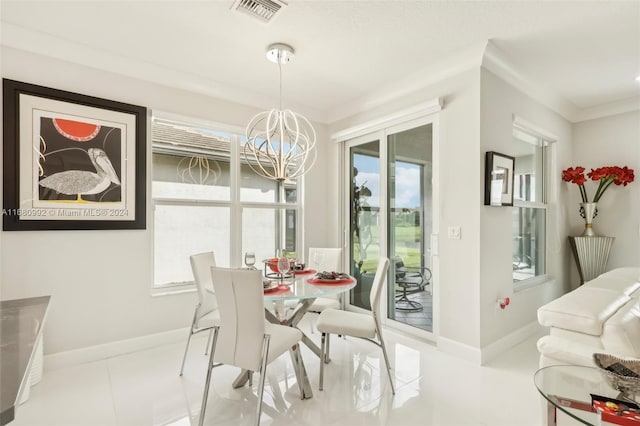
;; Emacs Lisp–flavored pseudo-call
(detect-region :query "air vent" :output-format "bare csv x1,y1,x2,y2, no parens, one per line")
232,0,287,23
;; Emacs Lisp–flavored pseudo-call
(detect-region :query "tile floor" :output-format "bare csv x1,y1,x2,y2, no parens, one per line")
13,319,557,426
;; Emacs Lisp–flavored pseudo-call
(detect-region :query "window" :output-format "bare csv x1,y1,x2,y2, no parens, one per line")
152,115,300,289
512,124,549,284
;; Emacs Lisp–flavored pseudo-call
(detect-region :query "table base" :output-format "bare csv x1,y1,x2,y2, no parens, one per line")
231,298,319,399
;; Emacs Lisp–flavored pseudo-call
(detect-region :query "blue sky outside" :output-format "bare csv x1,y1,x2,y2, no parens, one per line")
354,154,421,208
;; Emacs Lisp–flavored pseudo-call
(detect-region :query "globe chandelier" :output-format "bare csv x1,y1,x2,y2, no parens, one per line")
244,43,316,181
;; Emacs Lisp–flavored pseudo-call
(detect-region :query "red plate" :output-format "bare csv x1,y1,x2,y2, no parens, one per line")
263,282,278,292
264,284,290,294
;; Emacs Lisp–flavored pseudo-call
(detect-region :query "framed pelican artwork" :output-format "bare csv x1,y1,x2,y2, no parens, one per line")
2,79,146,230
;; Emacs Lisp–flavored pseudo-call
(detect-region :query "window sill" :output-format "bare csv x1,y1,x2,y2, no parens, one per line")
514,275,553,293
150,284,196,298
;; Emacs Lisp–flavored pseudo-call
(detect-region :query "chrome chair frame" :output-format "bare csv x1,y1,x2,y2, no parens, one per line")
199,267,309,426
317,257,395,395
180,252,219,376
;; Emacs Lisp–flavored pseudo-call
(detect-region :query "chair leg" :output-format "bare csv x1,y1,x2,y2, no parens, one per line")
378,332,395,395
255,335,270,426
289,343,312,399
204,328,214,355
319,332,327,391
395,285,423,312
198,326,219,426
308,312,315,334
325,333,331,364
179,308,198,376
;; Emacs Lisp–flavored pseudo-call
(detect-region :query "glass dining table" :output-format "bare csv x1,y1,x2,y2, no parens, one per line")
231,268,357,398
265,270,357,352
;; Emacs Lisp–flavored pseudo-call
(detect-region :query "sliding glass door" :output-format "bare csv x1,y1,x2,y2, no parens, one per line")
344,117,436,338
348,137,382,310
387,123,433,333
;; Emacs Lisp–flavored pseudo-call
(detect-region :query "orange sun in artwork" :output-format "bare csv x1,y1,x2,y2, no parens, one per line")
53,118,101,142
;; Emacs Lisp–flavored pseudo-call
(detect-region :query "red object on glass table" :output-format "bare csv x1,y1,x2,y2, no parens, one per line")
264,258,296,272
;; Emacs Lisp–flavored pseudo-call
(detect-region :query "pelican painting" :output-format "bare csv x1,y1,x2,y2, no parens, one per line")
39,148,121,202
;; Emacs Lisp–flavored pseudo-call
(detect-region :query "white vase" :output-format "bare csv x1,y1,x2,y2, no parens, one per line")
579,202,598,237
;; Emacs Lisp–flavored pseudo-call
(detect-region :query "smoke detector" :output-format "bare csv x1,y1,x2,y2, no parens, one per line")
231,0,287,23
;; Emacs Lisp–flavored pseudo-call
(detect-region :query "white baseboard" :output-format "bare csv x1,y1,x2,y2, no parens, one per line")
42,321,546,371
437,336,482,365
437,321,545,365
43,327,189,372
480,321,546,365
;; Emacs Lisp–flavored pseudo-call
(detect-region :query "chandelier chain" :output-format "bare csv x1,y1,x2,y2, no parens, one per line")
278,58,283,111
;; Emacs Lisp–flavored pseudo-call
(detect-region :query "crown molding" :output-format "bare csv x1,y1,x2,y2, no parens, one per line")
482,41,640,123
482,41,580,122
4,23,636,126
326,41,488,124
0,22,327,123
572,96,640,122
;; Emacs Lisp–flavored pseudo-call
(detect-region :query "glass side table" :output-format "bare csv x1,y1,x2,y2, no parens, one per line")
534,365,639,425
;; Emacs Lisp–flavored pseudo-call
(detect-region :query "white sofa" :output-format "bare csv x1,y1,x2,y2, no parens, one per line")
537,267,640,367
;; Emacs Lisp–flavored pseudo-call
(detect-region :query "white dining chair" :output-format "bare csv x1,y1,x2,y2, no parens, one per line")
284,247,343,331
199,267,309,426
306,247,343,312
279,247,341,317
179,252,220,376
316,257,395,395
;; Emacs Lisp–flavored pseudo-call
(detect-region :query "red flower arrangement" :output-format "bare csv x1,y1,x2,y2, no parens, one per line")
562,166,635,203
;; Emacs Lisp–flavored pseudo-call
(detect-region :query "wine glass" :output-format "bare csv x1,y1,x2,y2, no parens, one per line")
276,257,290,279
244,252,256,269
312,251,325,272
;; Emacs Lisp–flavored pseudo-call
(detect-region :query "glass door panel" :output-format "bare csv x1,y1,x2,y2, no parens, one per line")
349,140,381,310
387,124,433,332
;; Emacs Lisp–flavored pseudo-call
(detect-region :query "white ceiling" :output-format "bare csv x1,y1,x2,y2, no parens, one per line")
1,0,639,123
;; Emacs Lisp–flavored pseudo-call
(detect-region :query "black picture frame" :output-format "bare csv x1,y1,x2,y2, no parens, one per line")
484,151,515,206
3,79,147,230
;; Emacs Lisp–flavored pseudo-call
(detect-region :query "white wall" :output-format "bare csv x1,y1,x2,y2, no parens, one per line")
330,67,575,358
330,69,636,361
570,111,640,274
4,45,635,363
0,47,332,355
479,69,573,350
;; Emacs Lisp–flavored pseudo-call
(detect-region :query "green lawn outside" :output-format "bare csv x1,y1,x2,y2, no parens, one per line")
354,224,423,273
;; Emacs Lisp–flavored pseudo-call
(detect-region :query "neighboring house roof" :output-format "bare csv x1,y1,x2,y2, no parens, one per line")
152,120,231,160
151,119,297,187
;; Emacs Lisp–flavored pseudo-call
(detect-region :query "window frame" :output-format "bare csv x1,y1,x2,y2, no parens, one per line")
150,112,304,292
512,121,553,290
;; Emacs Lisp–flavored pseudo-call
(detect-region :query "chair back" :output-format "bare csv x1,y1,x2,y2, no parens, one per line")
190,252,217,318
210,267,266,371
392,256,406,279
308,247,342,271
369,257,390,328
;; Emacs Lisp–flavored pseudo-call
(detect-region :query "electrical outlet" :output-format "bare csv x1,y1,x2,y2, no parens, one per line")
447,226,461,240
